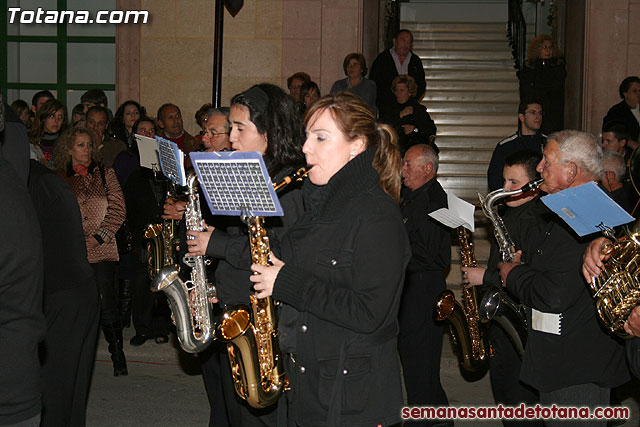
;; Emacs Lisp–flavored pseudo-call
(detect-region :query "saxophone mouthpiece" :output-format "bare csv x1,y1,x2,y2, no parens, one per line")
519,178,544,193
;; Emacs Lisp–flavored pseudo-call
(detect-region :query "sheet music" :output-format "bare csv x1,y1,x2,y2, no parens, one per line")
156,136,186,186
541,181,634,236
189,151,283,217
134,134,160,170
428,191,475,232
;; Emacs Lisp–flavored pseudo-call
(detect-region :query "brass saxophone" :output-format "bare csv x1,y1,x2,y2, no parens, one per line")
590,218,640,338
216,167,307,409
476,178,542,357
145,183,179,279
434,227,490,374
151,172,217,353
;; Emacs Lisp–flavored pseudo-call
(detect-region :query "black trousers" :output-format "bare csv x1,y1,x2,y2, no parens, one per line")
219,350,278,427
40,281,100,427
91,261,119,325
398,270,449,422
200,342,231,427
131,249,169,337
489,324,542,427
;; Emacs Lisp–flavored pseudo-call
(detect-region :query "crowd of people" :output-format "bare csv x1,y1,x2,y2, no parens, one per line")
2,26,640,427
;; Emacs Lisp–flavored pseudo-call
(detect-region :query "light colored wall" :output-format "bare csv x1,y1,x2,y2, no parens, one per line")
583,0,640,137
138,0,285,134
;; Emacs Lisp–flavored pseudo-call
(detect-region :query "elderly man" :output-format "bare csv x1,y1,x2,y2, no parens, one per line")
370,29,426,118
399,145,451,424
200,107,231,152
156,103,201,154
499,131,628,425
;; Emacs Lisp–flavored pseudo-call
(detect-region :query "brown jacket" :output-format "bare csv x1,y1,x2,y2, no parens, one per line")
99,135,127,168
63,163,126,263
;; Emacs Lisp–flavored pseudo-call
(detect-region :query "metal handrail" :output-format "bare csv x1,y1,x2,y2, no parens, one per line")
507,0,527,70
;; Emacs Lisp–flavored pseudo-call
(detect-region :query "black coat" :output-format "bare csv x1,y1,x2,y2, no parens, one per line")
603,100,640,142
273,147,411,426
369,49,426,118
380,100,437,154
518,58,566,135
505,204,629,392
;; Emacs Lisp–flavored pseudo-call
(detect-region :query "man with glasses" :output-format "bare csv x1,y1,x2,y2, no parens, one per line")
488,100,546,191
199,107,231,152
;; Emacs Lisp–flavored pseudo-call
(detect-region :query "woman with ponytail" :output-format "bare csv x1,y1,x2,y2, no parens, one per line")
251,92,411,426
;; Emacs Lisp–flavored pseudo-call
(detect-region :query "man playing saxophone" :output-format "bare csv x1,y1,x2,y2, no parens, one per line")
463,150,544,426
498,131,628,426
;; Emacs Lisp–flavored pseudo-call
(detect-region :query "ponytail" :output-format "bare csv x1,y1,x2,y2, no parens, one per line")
374,124,402,203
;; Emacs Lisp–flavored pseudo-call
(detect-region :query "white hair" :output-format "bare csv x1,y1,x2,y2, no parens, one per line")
409,144,439,173
549,130,603,180
602,150,627,182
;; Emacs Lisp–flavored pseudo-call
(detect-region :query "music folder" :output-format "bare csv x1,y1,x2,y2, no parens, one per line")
155,136,187,186
134,134,160,171
541,181,634,236
428,190,476,232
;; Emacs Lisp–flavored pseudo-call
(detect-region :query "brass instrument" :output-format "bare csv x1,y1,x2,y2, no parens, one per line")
434,227,490,374
477,178,543,357
591,218,640,337
216,167,307,409
145,184,179,279
151,172,217,353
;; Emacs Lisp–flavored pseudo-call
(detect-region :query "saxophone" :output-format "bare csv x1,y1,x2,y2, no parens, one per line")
476,178,542,357
145,183,179,279
590,218,640,338
216,167,307,409
434,227,490,374
151,172,217,353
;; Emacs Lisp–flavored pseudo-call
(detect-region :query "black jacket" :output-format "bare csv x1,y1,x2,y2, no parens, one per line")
401,178,450,274
273,147,411,426
505,204,629,392
487,131,546,191
380,100,437,154
369,49,426,118
518,58,566,135
603,100,640,142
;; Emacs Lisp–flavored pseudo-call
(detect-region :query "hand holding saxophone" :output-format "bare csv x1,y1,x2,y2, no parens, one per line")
186,220,214,256
581,237,612,282
497,250,522,287
250,252,284,299
461,266,485,287
163,198,187,220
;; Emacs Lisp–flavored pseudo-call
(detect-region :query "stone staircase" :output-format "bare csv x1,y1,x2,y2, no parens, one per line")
404,21,522,285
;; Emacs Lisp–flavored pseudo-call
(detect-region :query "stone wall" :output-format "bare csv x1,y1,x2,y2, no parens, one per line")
583,0,640,137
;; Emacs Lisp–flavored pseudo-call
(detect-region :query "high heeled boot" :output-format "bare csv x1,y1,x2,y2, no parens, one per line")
102,322,128,376
119,279,133,328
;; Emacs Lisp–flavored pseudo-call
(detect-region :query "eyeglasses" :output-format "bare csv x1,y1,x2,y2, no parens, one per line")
525,110,544,117
200,129,229,138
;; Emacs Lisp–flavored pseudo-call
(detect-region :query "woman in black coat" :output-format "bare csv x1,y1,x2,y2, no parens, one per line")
251,92,411,426
380,74,437,154
603,75,640,146
518,35,566,135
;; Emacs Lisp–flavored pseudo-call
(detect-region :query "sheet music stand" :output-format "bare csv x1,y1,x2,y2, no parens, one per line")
189,151,283,217
156,136,187,186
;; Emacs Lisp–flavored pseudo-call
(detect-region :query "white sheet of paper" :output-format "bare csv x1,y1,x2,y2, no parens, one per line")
428,191,476,232
135,134,160,170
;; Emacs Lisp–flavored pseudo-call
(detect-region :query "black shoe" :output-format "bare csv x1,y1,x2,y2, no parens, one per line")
130,334,150,346
102,322,129,377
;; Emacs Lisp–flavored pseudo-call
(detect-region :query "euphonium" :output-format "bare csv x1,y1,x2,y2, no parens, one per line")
145,183,179,279
151,172,217,353
434,227,490,374
591,217,640,337
476,178,542,357
216,167,307,409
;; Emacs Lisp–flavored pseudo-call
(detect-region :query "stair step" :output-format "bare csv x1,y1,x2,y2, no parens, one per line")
438,176,489,201
413,40,511,51
421,59,516,69
439,162,489,175
432,113,517,126
419,50,513,61
439,150,493,163
427,80,519,92
412,32,508,42
427,69,517,81
426,101,518,114
435,136,502,150
424,90,519,103
405,22,508,33
436,124,516,137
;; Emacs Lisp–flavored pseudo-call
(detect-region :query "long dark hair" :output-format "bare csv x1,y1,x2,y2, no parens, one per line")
109,100,145,144
29,99,67,144
231,83,305,175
